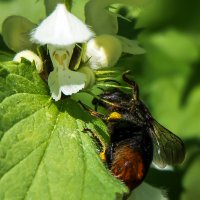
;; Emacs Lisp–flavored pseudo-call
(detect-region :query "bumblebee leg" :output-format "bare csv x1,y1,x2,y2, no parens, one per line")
78,101,106,120
122,71,139,100
105,145,113,168
99,148,107,162
83,128,107,162
79,101,108,161
91,97,100,111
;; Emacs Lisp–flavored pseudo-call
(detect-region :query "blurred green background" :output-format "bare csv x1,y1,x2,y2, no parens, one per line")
117,1,200,200
0,0,200,200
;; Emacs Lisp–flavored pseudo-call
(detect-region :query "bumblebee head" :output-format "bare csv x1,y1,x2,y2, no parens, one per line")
92,89,131,112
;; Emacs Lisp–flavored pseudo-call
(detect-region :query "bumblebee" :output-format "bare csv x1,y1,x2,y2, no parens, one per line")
82,73,185,191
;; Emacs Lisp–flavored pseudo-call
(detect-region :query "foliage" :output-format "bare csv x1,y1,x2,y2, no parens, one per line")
0,0,200,200
0,60,127,199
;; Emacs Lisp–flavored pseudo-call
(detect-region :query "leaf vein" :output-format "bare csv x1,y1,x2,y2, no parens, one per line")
76,122,87,200
23,102,63,200
0,140,47,181
0,96,51,141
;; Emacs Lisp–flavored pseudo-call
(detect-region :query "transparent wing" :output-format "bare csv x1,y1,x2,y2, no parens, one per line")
150,120,185,168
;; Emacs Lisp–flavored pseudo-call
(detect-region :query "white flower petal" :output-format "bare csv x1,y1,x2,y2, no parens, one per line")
48,68,62,101
48,66,86,101
59,68,86,96
129,183,168,200
85,35,122,69
13,50,43,73
152,163,174,171
31,4,94,46
48,44,75,70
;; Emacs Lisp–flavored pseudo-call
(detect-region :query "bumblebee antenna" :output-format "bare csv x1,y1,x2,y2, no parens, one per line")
122,71,139,100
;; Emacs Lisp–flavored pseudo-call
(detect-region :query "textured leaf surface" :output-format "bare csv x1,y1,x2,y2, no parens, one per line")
0,61,127,200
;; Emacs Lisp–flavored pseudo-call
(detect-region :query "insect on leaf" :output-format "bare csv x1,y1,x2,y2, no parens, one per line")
0,60,127,199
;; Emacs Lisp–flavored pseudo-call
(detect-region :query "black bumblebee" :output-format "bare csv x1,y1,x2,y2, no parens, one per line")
82,72,185,191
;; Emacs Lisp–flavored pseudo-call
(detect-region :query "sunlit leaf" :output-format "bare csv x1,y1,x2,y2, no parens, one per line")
0,61,127,199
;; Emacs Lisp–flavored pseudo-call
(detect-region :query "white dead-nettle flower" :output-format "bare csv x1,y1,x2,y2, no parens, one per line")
13,50,43,73
85,34,122,70
31,4,94,101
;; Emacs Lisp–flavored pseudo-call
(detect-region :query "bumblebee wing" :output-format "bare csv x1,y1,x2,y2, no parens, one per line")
150,120,185,168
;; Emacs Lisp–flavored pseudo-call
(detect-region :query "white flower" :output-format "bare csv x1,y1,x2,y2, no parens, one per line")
31,4,94,46
31,4,94,101
13,50,43,73
85,35,146,70
85,34,122,69
47,44,86,101
129,182,168,200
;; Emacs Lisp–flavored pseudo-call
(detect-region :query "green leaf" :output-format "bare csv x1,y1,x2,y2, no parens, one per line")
71,0,90,21
0,61,127,199
2,16,36,52
117,36,146,55
85,0,151,35
0,52,13,62
0,0,45,33
44,0,72,15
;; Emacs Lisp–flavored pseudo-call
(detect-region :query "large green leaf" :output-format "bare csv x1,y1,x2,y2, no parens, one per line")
85,0,151,35
0,61,127,199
